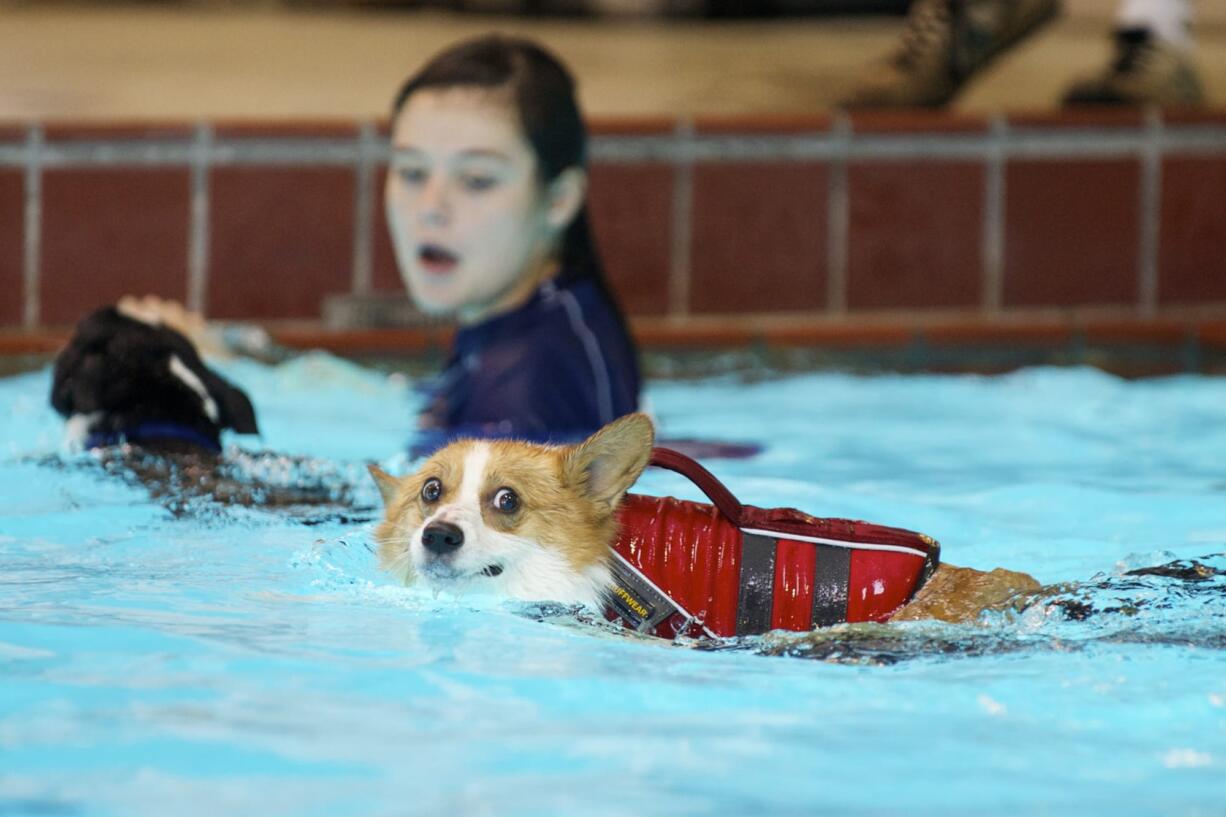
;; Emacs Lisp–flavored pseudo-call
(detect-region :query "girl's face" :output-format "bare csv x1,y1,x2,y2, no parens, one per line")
386,88,558,323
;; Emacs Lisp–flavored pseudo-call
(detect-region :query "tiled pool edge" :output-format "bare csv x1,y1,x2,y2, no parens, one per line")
1,110,1224,332
6,311,1226,376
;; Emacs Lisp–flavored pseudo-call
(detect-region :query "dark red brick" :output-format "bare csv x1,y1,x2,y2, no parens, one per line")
43,122,193,141
1158,156,1226,305
211,121,359,139
0,124,30,142
1003,159,1140,308
1160,110,1226,127
689,162,827,314
0,171,23,325
849,111,988,134
40,169,190,325
692,114,830,135
588,162,673,316
370,163,405,294
1008,109,1145,129
208,167,354,320
1157,109,1226,126
589,117,676,137
847,161,984,311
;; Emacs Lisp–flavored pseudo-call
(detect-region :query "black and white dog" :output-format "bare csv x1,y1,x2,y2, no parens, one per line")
49,305,356,516
51,305,258,455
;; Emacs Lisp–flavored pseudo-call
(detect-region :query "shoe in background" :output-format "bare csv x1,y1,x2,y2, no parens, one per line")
1062,27,1204,107
841,0,1061,108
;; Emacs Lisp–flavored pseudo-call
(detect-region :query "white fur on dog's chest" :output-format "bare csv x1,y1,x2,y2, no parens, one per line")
498,553,612,610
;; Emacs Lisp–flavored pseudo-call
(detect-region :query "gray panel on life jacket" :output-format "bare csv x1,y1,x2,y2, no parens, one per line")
736,533,777,635
811,545,851,627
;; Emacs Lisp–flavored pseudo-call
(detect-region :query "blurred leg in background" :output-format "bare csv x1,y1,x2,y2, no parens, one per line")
842,0,1203,108
841,0,1062,107
1062,0,1203,105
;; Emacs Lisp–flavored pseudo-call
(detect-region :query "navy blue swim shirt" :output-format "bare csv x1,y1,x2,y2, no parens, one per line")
411,276,641,457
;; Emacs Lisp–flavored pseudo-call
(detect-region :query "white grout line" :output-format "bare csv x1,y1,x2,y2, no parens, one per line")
22,124,43,328
825,112,850,316
0,138,377,168
351,121,377,297
0,126,1223,170
589,126,1226,164
982,115,1007,314
1137,108,1164,319
668,117,694,318
187,123,212,316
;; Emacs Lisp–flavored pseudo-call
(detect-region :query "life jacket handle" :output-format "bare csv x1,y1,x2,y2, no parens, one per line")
647,447,745,525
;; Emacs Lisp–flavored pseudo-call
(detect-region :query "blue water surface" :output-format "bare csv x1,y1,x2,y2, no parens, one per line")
1,356,1224,816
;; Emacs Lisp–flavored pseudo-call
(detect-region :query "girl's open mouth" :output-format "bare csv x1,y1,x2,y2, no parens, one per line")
418,243,459,275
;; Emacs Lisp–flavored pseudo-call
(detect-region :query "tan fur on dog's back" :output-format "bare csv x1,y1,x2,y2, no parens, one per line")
889,564,1042,623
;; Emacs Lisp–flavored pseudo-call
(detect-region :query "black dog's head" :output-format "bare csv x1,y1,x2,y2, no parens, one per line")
51,306,258,453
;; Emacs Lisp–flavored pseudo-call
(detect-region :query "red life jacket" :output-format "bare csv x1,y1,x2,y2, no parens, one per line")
606,448,940,640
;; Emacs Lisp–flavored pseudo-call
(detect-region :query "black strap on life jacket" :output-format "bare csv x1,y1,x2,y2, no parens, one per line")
606,552,684,633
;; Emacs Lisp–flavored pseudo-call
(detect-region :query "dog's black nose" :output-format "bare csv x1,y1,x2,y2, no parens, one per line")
421,522,464,555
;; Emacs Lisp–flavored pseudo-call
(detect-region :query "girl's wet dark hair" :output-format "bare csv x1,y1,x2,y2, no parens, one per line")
391,35,608,292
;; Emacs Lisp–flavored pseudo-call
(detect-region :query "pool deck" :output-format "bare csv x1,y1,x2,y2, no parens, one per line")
0,0,1223,120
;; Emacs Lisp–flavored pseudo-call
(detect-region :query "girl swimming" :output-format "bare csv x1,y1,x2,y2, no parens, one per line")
384,35,641,454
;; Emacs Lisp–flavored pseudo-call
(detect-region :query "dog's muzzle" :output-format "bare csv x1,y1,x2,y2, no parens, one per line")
417,521,505,582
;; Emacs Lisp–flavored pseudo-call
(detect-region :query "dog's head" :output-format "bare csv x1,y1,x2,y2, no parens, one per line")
50,305,258,452
370,413,655,608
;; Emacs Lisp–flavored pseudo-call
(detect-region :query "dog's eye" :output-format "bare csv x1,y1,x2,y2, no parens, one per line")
421,478,442,503
492,487,519,513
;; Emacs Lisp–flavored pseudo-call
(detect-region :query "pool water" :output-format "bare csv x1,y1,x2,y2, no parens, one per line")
2,355,1224,816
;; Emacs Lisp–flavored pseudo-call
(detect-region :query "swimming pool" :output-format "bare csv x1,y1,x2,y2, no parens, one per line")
2,355,1223,816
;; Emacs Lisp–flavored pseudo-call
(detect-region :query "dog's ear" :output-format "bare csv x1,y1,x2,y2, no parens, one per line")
203,372,259,435
168,333,260,435
564,413,655,512
368,464,402,509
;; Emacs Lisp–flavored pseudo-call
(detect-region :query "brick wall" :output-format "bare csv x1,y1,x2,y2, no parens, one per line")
2,111,1224,369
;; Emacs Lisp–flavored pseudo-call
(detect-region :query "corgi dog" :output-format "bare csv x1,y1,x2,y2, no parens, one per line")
369,412,1048,628
369,413,654,608
369,413,1209,634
